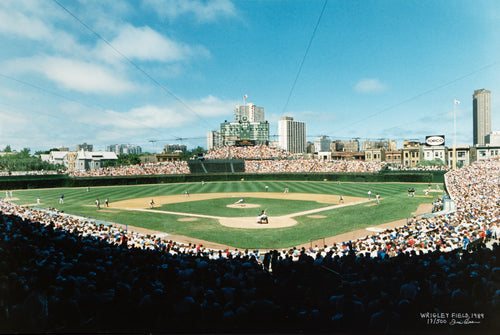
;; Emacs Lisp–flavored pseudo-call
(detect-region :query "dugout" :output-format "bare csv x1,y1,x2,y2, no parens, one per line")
187,159,245,174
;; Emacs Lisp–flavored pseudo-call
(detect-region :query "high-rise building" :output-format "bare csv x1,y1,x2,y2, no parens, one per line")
106,144,142,155
234,103,265,123
76,143,93,152
56,146,70,152
473,89,491,146
208,102,269,148
333,140,359,153
314,136,331,153
207,130,221,150
486,131,500,145
361,139,397,151
278,117,306,153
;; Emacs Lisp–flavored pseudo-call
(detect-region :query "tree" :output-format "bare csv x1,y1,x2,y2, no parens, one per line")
3,145,11,152
416,158,445,167
104,153,142,167
128,153,141,165
0,153,63,172
19,148,31,158
35,148,61,156
180,146,205,160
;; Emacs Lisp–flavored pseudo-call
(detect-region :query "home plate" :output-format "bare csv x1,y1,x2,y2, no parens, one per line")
366,227,385,232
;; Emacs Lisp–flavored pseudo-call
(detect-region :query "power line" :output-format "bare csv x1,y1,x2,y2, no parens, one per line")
51,0,213,129
0,73,90,109
281,0,328,117
336,61,500,134
0,72,171,139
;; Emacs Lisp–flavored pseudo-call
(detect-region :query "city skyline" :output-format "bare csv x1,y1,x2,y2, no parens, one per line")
473,89,491,146
279,116,307,154
0,0,499,153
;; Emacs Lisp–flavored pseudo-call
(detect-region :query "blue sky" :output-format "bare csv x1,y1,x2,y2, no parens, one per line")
0,0,499,153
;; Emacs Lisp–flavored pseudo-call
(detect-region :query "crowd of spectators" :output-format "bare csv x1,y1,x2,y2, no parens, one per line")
64,145,392,177
389,165,450,171
204,145,291,160
290,158,500,259
65,157,388,177
432,196,443,213
68,161,190,177
0,145,448,178
204,145,449,173
1,158,500,332
245,159,387,173
0,170,62,176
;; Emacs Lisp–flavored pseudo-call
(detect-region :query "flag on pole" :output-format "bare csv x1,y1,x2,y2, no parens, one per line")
454,99,460,104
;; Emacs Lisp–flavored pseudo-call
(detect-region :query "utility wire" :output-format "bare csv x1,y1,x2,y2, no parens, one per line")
0,72,177,140
52,0,212,129
336,61,500,134
281,0,328,117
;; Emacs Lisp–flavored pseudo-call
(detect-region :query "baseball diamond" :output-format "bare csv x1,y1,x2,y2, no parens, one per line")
7,180,441,249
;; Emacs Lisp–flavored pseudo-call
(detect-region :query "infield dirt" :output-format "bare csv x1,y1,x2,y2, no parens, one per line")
107,192,429,250
110,192,367,229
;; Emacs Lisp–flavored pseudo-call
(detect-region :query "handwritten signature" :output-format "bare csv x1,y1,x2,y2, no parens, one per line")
449,318,481,325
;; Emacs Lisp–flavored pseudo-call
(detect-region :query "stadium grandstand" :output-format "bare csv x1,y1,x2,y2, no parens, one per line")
63,145,447,178
0,155,499,332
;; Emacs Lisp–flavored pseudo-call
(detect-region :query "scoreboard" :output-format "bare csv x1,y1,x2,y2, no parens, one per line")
220,120,269,145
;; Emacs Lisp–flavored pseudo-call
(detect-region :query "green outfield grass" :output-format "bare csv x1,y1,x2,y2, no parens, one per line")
160,197,328,217
9,180,443,249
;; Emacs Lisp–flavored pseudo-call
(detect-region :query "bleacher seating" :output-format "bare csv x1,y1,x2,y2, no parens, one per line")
1,158,499,333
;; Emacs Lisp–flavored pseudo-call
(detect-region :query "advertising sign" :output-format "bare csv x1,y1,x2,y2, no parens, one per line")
426,135,445,146
236,140,256,147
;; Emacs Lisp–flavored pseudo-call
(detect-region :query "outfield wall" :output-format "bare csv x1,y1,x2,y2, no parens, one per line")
0,174,67,190
0,170,445,189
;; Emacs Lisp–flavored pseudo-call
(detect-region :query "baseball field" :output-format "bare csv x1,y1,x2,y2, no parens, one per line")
9,180,443,249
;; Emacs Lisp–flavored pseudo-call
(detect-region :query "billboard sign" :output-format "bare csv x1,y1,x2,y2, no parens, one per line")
426,135,445,146
236,140,256,147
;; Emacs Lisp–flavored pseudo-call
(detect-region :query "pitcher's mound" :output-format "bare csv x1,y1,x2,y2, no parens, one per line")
226,203,260,209
218,216,297,229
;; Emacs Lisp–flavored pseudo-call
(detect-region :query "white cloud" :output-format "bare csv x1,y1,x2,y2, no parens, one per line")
267,110,338,125
144,0,237,23
101,105,188,129
94,95,233,131
0,7,52,40
0,87,26,100
187,95,236,117
0,110,26,127
4,56,134,94
51,31,91,57
96,25,209,63
0,3,92,59
0,109,45,149
354,78,387,94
